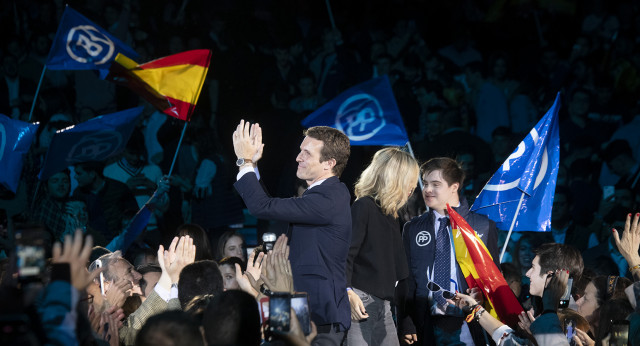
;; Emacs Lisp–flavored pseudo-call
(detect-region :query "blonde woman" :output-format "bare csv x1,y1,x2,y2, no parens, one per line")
346,147,419,346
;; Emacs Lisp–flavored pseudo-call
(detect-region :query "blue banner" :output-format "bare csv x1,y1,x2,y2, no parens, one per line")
38,107,143,180
301,75,409,146
471,93,561,232
0,115,39,193
46,6,138,74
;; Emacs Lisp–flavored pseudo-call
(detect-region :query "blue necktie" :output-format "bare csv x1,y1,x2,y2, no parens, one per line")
433,217,450,306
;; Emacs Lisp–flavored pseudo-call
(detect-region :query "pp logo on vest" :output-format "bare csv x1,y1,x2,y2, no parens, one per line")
335,93,385,141
416,231,431,247
66,25,115,65
67,131,123,162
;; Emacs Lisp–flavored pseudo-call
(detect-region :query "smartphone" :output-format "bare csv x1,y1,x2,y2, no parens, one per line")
259,296,269,325
563,318,577,346
609,320,629,346
269,292,291,332
15,229,46,283
559,277,573,309
262,233,276,252
291,292,311,335
95,259,105,296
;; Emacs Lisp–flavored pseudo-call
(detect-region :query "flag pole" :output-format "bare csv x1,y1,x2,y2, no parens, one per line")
28,65,47,122
325,0,337,29
167,122,189,177
405,141,424,190
499,192,526,263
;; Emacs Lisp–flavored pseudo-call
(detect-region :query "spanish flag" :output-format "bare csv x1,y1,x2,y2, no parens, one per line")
107,49,211,121
447,204,523,328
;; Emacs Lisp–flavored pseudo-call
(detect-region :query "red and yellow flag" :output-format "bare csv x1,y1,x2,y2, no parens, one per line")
447,204,523,328
107,49,211,121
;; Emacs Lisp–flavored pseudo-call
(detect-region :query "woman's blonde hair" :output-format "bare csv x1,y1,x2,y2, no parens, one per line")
354,147,419,217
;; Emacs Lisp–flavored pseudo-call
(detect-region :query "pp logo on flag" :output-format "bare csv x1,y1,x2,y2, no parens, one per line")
66,25,115,65
483,127,549,192
67,131,123,162
416,231,431,246
335,93,386,141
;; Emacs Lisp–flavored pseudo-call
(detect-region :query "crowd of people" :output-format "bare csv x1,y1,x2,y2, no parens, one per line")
1,0,640,345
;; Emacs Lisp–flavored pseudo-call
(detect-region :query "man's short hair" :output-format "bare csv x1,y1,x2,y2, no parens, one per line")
135,310,204,346
202,290,261,346
304,126,351,177
88,251,122,282
178,260,223,309
89,246,111,267
420,157,465,187
137,264,162,294
534,243,584,281
75,161,105,178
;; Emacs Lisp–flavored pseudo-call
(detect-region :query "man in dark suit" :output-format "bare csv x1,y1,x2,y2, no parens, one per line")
232,120,352,345
398,157,499,345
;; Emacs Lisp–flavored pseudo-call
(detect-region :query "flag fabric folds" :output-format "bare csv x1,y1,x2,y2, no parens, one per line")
38,107,143,180
448,204,523,328
301,75,409,146
46,6,138,74
471,93,561,232
0,115,39,193
107,50,212,121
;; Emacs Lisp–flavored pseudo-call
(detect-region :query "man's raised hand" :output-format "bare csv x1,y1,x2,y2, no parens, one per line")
52,229,100,290
232,120,264,163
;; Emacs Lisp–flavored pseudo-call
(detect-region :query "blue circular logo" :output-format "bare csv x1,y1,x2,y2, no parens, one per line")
66,25,115,65
335,93,385,141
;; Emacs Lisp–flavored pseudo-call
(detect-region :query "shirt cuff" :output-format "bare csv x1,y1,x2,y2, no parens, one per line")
236,165,261,181
491,325,513,344
154,284,171,302
170,285,179,300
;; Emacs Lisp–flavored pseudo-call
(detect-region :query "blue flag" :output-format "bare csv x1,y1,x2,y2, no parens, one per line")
301,75,409,146
38,107,143,180
0,115,39,193
46,6,138,75
471,93,561,232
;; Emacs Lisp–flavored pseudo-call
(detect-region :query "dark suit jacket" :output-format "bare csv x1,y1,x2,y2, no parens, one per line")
397,199,499,344
234,173,352,330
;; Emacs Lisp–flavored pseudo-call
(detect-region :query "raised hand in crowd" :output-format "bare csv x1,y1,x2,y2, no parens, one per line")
52,229,99,291
273,308,318,346
97,305,123,346
613,212,640,281
101,310,124,346
261,234,294,293
235,249,264,297
157,235,196,291
573,328,595,346
105,278,133,309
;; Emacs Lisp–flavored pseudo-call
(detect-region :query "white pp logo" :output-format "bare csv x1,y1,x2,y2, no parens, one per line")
67,131,123,162
416,231,431,247
483,128,548,192
66,25,115,65
335,93,385,141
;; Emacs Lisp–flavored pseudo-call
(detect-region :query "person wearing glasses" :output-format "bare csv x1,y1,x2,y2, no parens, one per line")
397,157,500,345
345,148,419,345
